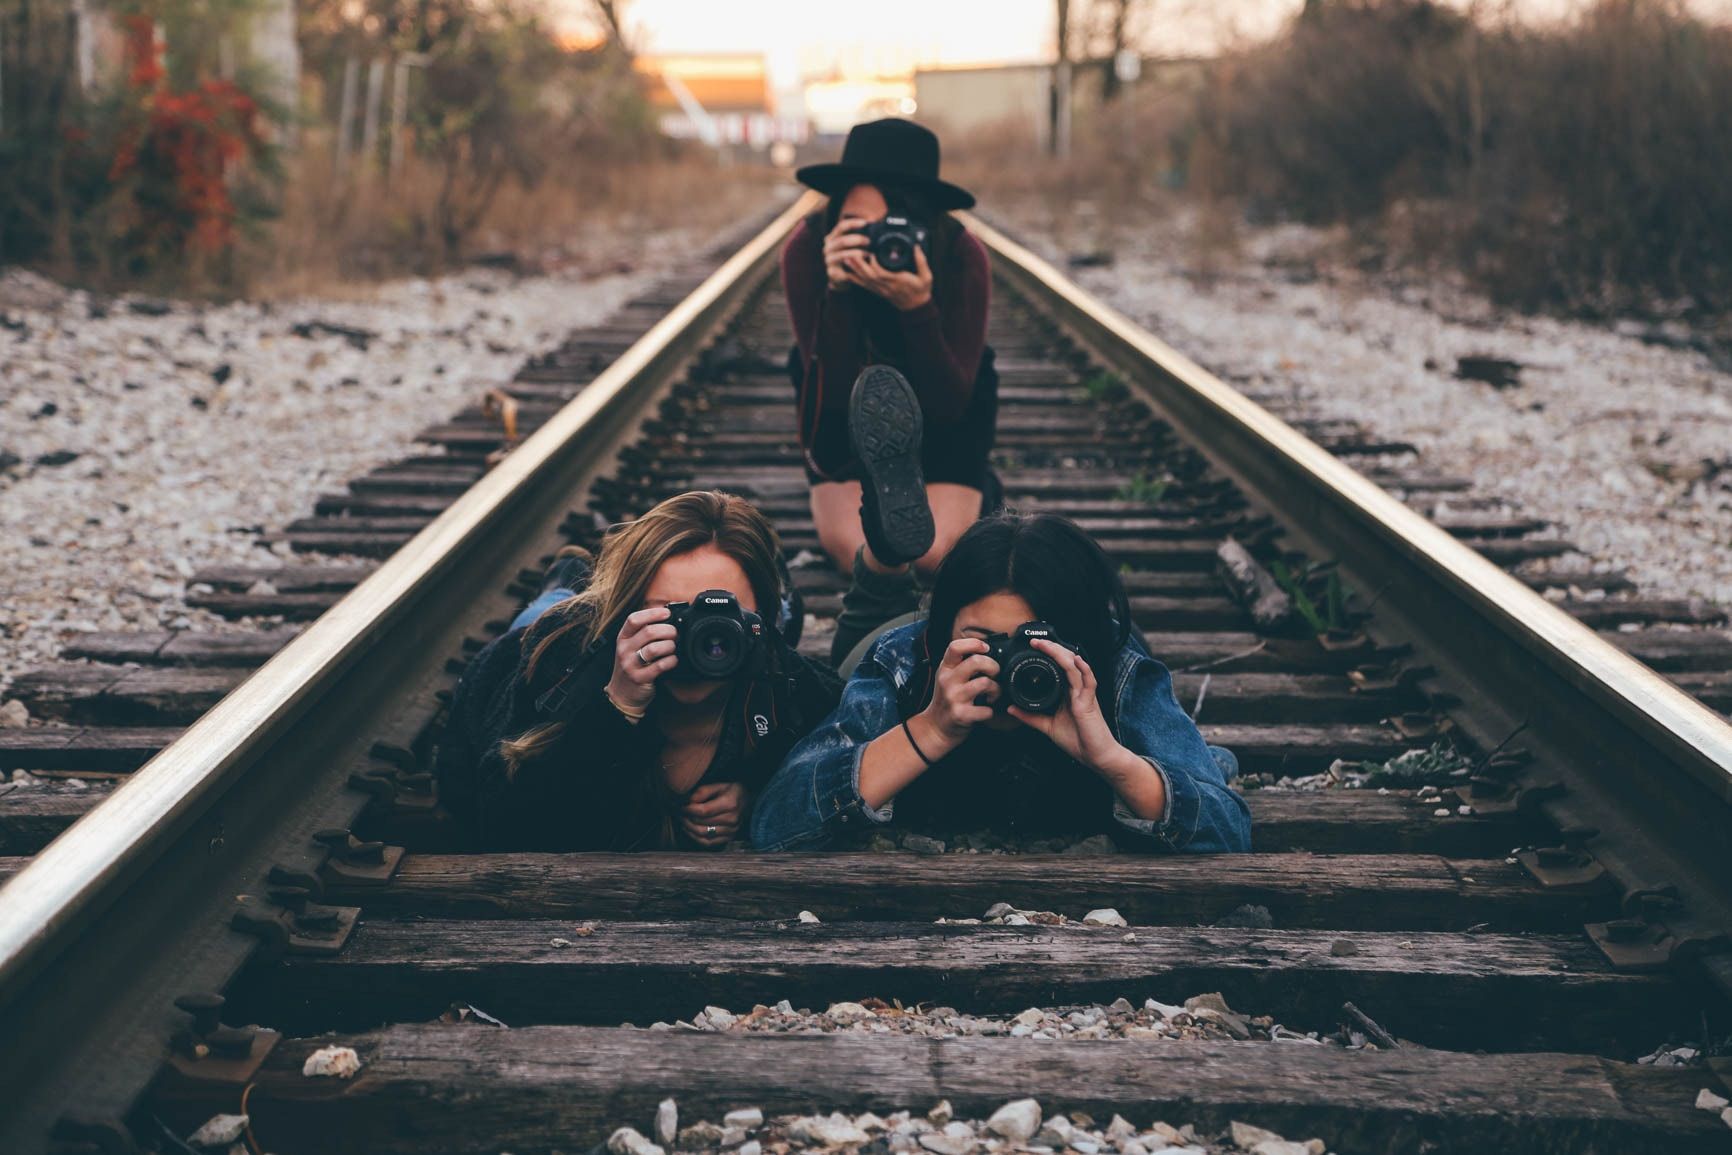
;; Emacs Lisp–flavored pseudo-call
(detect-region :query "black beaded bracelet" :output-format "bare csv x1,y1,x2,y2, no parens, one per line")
901,717,935,767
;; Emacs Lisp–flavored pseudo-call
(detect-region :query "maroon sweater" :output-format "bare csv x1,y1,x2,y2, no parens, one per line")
781,216,991,426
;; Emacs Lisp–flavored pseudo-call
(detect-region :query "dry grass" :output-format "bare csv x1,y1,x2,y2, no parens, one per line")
955,0,1732,317
245,143,782,297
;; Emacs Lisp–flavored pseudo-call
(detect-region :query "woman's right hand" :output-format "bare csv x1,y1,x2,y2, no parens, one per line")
606,607,678,714
823,215,870,292
915,637,999,754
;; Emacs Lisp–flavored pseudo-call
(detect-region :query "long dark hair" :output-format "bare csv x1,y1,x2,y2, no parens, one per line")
914,512,1135,716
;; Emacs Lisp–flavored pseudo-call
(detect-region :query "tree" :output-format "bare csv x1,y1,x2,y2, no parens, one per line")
1093,0,1147,101
1051,0,1073,156
588,0,633,57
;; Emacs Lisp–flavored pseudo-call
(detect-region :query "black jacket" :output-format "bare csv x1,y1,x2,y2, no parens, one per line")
435,604,843,851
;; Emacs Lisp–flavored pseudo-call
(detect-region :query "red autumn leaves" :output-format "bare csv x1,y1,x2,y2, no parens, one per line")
108,15,266,253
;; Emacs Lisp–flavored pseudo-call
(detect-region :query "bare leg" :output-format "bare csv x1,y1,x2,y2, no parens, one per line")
811,480,868,576
914,483,985,578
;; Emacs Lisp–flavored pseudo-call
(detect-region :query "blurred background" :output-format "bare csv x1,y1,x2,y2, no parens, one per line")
4,0,1731,312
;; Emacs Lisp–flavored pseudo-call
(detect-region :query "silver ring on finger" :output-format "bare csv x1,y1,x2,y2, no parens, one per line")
637,646,651,666
706,825,717,836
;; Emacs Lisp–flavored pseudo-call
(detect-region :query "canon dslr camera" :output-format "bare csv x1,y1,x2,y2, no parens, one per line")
857,214,929,274
664,590,764,681
984,622,1080,714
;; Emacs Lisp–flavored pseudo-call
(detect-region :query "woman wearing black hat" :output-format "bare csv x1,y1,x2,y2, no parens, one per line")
783,117,999,666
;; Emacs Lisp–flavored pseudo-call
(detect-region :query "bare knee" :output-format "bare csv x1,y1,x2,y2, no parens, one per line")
811,484,866,574
914,487,983,576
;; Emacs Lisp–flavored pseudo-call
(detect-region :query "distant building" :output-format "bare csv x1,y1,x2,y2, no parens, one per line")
636,53,809,149
913,57,1204,150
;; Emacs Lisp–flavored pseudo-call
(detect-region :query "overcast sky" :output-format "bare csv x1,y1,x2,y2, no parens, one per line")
553,0,1732,86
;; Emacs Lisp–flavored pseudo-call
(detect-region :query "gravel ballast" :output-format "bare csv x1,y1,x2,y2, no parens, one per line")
0,241,691,686
993,207,1732,615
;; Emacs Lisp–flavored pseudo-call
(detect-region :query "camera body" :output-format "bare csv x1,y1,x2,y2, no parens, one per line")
857,215,930,274
983,621,1079,715
664,590,764,682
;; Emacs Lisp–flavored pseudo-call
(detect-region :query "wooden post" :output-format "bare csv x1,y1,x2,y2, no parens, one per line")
388,58,410,178
334,56,358,176
360,57,385,172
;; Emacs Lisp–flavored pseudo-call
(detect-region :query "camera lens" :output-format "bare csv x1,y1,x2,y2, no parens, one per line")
686,618,744,678
1008,655,1064,713
878,240,910,271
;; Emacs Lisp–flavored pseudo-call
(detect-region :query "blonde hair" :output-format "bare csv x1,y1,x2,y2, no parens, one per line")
500,491,784,781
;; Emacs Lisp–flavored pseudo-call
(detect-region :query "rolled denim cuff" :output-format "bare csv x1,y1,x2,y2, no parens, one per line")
813,745,895,830
1110,756,1184,847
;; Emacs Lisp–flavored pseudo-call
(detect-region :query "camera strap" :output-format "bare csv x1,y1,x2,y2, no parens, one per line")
531,630,615,722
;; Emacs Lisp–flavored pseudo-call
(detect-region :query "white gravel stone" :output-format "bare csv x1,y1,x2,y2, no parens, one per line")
0,699,28,728
918,1132,976,1155
789,1113,871,1146
610,1126,665,1155
797,910,822,923
1699,1088,1731,1112
300,1044,361,1078
187,1113,248,1147
723,1108,764,1130
986,1099,1043,1142
1082,908,1127,927
929,1100,955,1125
0,240,695,687
826,1001,876,1024
738,1142,762,1155
657,1098,680,1147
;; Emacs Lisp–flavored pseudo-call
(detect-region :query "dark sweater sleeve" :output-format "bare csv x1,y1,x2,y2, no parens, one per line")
436,621,653,850
782,219,864,416
898,232,991,424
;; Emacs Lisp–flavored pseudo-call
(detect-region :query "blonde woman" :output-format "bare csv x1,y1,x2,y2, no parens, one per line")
436,492,842,851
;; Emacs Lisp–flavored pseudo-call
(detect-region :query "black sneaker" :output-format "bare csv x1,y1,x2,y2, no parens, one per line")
849,365,934,568
540,544,594,596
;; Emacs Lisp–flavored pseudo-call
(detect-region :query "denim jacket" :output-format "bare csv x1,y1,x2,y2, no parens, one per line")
750,622,1252,853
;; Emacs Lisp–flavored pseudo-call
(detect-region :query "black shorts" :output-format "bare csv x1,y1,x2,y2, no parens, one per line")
792,346,1000,493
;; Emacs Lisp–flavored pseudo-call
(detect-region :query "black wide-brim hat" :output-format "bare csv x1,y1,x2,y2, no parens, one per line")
796,117,975,211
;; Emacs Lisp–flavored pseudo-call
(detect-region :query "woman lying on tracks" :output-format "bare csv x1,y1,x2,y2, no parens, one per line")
751,513,1251,853
783,118,998,664
436,491,842,851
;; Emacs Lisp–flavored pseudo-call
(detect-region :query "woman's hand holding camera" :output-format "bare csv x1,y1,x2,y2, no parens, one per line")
823,215,934,312
823,216,870,291
606,606,678,715
681,782,745,848
912,637,999,758
1007,640,1143,780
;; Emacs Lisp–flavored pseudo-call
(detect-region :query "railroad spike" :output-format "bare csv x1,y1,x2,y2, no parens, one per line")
347,770,398,802
172,991,225,1037
267,864,325,899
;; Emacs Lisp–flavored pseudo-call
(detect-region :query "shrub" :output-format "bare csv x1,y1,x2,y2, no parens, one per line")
1207,0,1732,313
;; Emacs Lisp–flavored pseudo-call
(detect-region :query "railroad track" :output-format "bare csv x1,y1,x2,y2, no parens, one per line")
2,196,1731,1153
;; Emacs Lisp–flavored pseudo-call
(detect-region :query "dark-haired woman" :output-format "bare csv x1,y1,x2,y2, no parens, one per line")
750,513,1250,853
435,491,841,851
783,117,998,664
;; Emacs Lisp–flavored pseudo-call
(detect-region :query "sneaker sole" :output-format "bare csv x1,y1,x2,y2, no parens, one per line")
849,366,935,565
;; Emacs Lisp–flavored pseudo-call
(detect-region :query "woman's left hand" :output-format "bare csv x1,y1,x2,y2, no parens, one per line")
842,243,933,312
1008,641,1141,778
680,781,746,848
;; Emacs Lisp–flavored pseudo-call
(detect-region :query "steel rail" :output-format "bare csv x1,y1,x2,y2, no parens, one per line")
0,193,817,1150
968,213,1732,963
